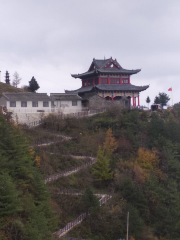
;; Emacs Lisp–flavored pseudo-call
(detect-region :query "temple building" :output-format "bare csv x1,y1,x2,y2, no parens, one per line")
66,57,149,108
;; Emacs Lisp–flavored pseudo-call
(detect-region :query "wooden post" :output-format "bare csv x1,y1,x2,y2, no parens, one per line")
138,94,140,106
126,212,129,240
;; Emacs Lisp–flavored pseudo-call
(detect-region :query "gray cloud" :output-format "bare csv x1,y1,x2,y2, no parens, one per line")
0,0,180,105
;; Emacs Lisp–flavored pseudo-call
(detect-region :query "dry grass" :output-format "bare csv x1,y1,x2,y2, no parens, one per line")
0,82,27,97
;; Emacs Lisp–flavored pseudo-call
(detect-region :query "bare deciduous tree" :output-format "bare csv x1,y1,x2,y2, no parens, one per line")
12,72,21,87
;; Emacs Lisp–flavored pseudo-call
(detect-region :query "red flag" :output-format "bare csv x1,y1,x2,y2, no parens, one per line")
168,88,172,91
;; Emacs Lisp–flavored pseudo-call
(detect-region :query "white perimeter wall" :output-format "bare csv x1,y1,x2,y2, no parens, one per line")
54,100,82,113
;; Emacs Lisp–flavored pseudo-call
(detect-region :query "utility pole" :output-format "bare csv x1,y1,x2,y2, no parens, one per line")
126,212,129,240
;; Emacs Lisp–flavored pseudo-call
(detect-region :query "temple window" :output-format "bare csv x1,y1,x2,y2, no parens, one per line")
21,101,27,107
72,100,77,106
101,78,108,84
122,79,129,84
10,101,16,107
110,78,120,84
88,79,93,85
43,102,49,107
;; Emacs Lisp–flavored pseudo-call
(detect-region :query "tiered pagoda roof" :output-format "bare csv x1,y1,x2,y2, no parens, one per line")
66,57,149,96
65,84,149,94
71,57,141,79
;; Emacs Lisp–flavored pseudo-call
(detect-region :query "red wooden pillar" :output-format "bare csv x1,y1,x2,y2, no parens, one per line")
98,77,101,84
120,77,122,84
134,97,136,106
128,77,130,84
132,96,134,106
138,94,140,106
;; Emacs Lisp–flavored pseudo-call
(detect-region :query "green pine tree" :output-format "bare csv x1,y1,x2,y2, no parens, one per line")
28,76,40,92
146,96,151,109
92,146,113,182
81,187,100,214
0,113,58,240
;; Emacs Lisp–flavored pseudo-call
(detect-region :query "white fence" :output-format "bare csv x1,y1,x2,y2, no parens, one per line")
53,194,112,238
44,158,96,184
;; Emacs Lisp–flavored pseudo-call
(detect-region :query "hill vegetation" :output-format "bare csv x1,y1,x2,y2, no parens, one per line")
2,105,180,240
33,106,180,240
0,82,26,97
0,114,58,240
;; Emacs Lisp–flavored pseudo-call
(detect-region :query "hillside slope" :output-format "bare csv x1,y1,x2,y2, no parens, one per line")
3,106,180,240
0,82,27,96
0,113,58,240
24,106,180,240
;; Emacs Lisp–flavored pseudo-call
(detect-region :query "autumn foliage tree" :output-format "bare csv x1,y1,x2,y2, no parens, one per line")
117,148,163,184
135,148,162,179
103,128,117,154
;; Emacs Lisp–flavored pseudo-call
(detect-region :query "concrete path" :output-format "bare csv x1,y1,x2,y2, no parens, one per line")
35,131,112,239
44,157,96,184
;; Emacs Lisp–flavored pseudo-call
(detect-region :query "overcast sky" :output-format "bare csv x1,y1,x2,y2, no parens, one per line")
0,0,180,105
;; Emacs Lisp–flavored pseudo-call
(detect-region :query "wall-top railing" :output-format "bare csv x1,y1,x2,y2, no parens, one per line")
27,108,106,127
10,107,106,114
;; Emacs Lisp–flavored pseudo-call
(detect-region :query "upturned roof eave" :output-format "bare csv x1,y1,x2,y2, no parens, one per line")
95,84,149,92
71,69,141,79
71,70,97,79
98,69,141,75
65,84,149,94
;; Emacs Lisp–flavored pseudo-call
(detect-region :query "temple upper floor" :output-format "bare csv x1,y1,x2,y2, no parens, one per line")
82,75,130,87
71,57,141,84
